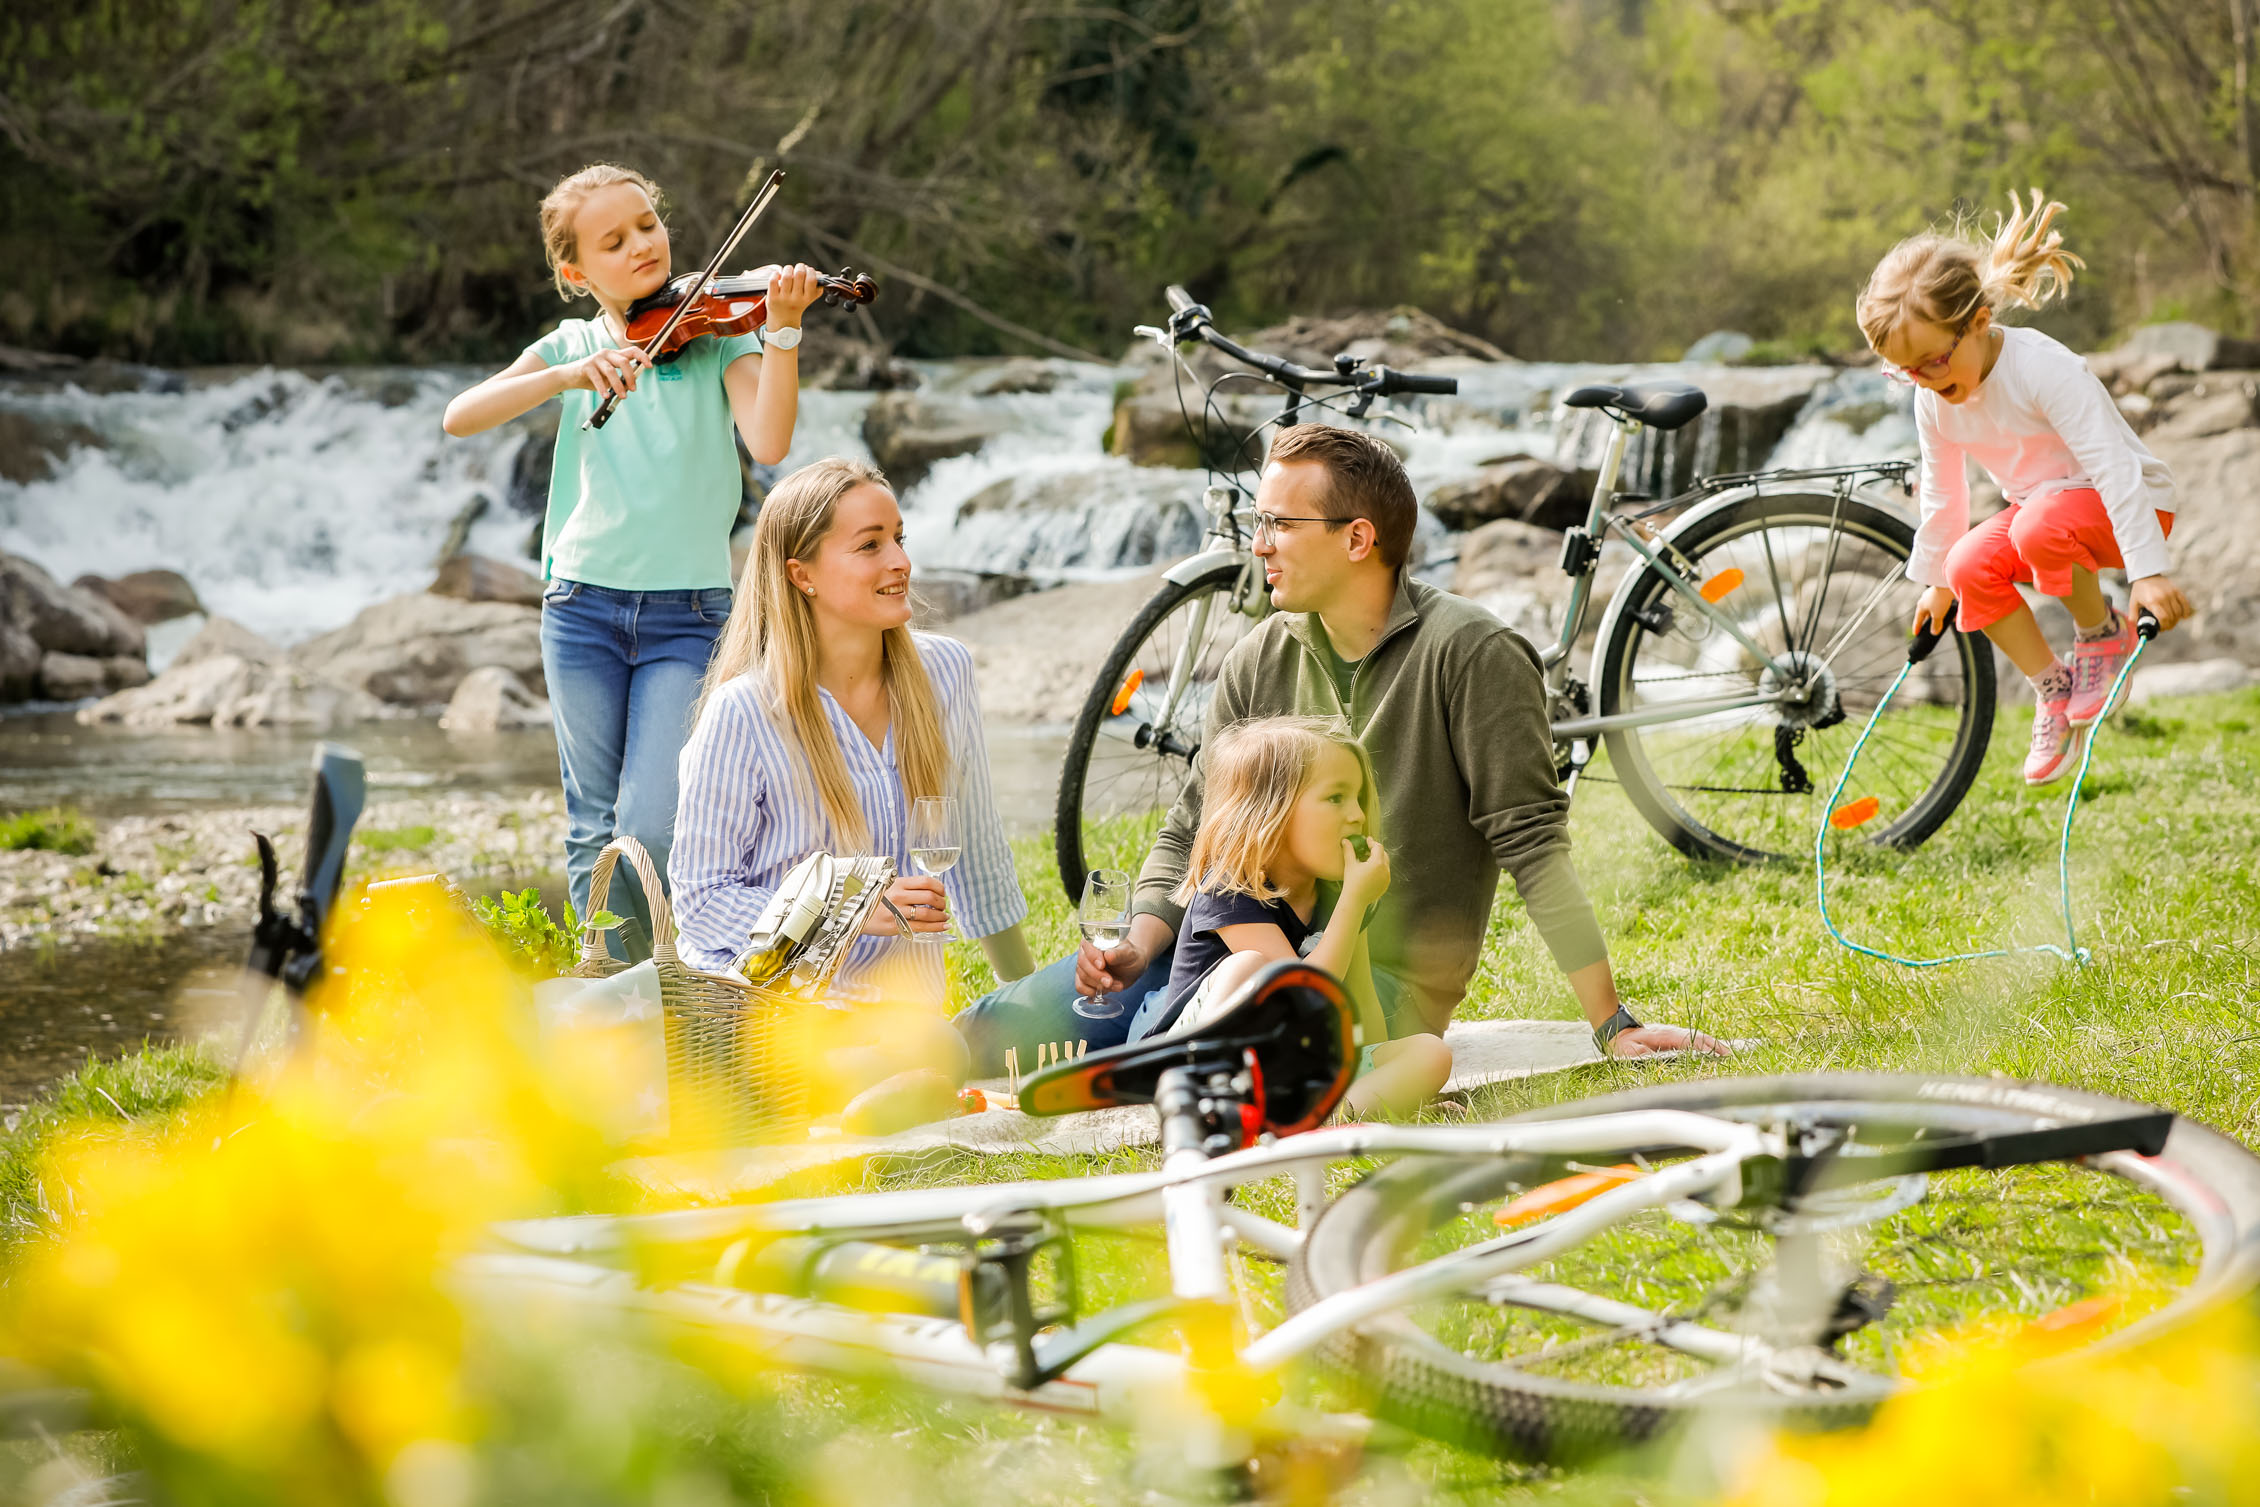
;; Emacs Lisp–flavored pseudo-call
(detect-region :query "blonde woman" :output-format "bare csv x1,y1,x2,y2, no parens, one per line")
670,458,1034,1125
1156,716,1450,1118
1860,189,2192,785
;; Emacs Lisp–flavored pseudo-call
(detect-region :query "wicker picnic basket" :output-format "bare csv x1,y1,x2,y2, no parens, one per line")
570,836,814,1145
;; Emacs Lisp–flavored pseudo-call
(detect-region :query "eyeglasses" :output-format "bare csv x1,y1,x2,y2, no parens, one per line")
1882,325,1972,387
1250,511,1346,542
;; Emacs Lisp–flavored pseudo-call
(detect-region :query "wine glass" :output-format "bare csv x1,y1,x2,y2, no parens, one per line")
1071,868,1133,1019
909,796,961,942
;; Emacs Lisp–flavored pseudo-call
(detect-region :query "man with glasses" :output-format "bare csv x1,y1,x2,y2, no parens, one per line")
956,424,1726,1073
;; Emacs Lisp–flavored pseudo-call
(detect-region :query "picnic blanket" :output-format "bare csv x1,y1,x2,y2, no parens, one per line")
617,1017,1610,1204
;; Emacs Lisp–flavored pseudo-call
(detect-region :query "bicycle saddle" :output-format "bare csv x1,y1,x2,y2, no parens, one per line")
1562,380,1708,432
1019,960,1354,1135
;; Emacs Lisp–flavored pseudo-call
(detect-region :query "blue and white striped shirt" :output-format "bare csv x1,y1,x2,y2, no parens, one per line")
670,633,1028,1003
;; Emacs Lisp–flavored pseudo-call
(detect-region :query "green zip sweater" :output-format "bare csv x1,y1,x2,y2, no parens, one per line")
1132,576,1608,1036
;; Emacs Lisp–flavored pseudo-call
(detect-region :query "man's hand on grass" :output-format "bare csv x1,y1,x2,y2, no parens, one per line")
1608,1024,1730,1059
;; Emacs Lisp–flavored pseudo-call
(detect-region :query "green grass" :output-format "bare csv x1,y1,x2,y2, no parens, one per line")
356,823,438,854
0,806,94,856
11,687,2258,1502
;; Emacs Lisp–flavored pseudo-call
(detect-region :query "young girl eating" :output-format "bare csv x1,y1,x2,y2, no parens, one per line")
442,164,824,956
1858,189,2194,785
1158,716,1450,1118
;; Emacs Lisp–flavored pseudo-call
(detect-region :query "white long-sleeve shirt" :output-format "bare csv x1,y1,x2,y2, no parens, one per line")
669,634,1028,1004
1910,326,2175,588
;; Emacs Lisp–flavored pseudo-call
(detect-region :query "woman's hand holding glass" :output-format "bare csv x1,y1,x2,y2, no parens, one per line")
862,875,951,938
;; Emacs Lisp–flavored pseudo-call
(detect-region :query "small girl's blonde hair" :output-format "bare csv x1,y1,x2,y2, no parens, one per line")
1174,716,1373,905
1857,188,2086,350
539,164,665,302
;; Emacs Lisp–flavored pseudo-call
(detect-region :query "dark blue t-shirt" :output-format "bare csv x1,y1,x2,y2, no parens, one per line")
1148,882,1338,1037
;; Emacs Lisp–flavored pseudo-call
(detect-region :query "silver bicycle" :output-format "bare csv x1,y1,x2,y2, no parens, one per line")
1054,291,1997,896
461,962,2260,1473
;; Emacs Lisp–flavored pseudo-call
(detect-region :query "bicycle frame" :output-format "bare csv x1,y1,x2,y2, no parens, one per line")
468,1108,1808,1437
1536,416,1915,747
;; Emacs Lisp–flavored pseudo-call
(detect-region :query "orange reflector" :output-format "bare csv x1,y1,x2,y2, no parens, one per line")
1699,568,1745,604
1830,796,1882,830
1494,1164,1644,1228
1109,668,1145,717
2031,1293,2125,1343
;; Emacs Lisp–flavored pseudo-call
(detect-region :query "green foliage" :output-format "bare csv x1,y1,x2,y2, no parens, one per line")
0,806,94,855
470,887,621,977
0,0,2250,364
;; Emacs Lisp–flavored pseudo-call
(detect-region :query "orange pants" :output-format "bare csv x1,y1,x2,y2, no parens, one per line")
1942,488,2175,632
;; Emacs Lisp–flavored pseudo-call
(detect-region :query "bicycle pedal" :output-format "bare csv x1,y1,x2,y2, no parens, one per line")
958,1225,1079,1386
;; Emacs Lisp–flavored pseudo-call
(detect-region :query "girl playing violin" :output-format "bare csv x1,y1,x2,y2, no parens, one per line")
443,163,823,956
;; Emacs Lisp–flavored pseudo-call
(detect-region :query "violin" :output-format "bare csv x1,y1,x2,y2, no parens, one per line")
621,268,879,363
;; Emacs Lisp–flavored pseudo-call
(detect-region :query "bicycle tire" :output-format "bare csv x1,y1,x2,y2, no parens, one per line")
1285,1073,2260,1463
1595,491,1995,864
1054,561,1259,900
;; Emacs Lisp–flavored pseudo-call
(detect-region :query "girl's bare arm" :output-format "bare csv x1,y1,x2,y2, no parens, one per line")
444,347,651,437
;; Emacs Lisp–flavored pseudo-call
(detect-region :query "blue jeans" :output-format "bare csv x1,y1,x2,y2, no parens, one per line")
953,939,1412,1078
540,579,731,961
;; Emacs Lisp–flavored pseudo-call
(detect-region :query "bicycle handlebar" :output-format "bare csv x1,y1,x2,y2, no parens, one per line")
1160,290,1458,398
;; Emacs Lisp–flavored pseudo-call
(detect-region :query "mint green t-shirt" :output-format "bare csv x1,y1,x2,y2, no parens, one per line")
529,319,764,590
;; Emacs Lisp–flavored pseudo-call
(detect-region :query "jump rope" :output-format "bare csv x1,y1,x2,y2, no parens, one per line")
1816,603,2159,967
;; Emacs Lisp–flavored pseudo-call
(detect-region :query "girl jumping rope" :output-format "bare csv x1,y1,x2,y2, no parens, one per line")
1157,716,1450,1119
442,164,823,955
1857,189,2193,785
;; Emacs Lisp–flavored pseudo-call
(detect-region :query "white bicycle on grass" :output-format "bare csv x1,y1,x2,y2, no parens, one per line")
461,961,2260,1473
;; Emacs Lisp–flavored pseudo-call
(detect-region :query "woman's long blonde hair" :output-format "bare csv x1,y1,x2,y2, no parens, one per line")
698,458,951,851
1173,716,1374,905
1857,188,2086,350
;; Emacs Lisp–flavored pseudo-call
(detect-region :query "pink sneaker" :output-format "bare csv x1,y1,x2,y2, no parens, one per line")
2068,614,2139,726
2024,696,2087,786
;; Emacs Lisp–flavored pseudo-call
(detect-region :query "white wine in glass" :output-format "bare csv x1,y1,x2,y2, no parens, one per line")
1072,869,1133,1020
910,796,961,941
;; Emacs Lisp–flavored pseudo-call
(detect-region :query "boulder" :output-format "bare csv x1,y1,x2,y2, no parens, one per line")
964,358,1060,396
0,551,145,661
37,652,109,701
1683,331,1756,364
506,428,555,517
1425,457,1582,532
2141,428,2260,666
77,653,392,730
0,622,41,700
431,552,543,608
70,569,204,625
293,593,544,707
943,570,1172,725
0,410,102,485
2130,659,2257,702
1109,391,1269,471
172,616,285,669
911,569,1038,624
2113,322,2260,375
2086,348,2183,397
440,666,553,734
2146,376,2258,442
801,334,920,392
861,392,1001,491
435,494,489,561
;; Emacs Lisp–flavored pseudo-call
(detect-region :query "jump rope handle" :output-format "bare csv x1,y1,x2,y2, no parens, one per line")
1908,602,1958,665
2136,607,2161,641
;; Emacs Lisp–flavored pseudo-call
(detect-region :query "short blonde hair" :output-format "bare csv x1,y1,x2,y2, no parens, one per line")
1857,188,2086,351
1174,716,1373,905
539,164,665,303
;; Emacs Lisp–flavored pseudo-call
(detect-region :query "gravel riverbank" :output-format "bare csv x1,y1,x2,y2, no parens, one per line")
0,789,567,952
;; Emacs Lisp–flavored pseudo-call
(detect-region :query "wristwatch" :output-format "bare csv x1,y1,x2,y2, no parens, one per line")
1592,1006,1642,1055
764,325,803,351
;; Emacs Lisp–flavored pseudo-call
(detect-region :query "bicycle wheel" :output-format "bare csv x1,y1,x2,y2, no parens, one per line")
1054,561,1265,899
1595,491,1995,864
1285,1073,2260,1462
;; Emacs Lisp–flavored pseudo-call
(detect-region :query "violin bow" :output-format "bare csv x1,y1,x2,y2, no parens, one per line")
585,168,788,432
